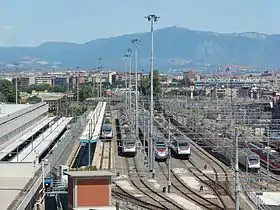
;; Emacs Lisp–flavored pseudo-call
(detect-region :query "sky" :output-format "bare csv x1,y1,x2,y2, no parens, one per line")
0,0,279,47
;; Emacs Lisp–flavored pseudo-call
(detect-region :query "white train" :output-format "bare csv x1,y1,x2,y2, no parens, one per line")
101,124,113,140
154,135,169,161
238,148,260,172
122,134,137,157
170,137,191,159
154,114,191,159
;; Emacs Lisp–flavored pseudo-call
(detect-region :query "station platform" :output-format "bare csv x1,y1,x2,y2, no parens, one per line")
80,102,105,143
91,102,107,168
10,117,72,163
0,116,56,160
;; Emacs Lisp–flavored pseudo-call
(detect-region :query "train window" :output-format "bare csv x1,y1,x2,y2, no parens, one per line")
102,124,112,131
126,142,135,146
248,156,258,161
179,142,188,147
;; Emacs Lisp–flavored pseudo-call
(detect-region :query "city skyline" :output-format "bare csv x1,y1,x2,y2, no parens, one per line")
0,0,280,46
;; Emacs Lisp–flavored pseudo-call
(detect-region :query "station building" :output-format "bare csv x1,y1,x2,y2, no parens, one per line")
67,171,114,210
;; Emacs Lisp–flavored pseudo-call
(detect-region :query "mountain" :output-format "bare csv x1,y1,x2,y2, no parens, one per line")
1,26,280,71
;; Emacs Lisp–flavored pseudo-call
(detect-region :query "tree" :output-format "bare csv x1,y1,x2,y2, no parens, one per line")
74,83,97,101
52,85,67,93
139,69,162,96
0,79,17,103
22,83,51,94
27,96,42,104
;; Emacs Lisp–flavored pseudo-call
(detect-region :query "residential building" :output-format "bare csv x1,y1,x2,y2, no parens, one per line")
12,77,33,89
35,75,52,85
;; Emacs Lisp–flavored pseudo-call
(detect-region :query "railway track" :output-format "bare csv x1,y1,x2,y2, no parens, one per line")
71,143,87,168
112,185,164,210
124,156,185,209
153,112,230,209
100,141,112,170
157,161,225,210
154,111,235,208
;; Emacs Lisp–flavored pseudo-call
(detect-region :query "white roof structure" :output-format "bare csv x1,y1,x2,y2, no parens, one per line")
0,104,31,119
0,117,56,160
256,192,280,206
11,117,72,163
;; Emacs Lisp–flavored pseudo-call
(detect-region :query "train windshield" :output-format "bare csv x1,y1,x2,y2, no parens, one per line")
156,141,166,148
248,156,259,164
102,124,112,132
125,141,135,147
179,142,189,147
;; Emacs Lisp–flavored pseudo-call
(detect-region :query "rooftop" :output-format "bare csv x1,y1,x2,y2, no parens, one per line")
0,177,30,210
0,104,31,119
257,192,280,206
67,170,114,177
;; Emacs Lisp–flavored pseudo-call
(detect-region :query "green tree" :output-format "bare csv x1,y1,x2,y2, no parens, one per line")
139,69,162,96
0,79,18,103
22,83,51,94
27,96,42,104
52,85,67,93
74,83,97,101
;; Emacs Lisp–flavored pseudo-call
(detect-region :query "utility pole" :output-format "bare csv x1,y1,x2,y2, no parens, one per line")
266,125,270,190
15,71,18,104
145,14,160,177
132,39,140,138
235,127,240,210
127,49,133,112
168,118,171,193
15,64,20,104
124,54,129,110
98,58,103,98
76,66,80,103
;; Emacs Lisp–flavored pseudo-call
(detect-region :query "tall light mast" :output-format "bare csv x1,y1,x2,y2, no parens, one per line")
145,14,160,177
127,49,133,112
98,58,103,98
124,54,129,110
132,39,140,138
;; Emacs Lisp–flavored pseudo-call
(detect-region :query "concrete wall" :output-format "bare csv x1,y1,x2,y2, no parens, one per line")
0,162,38,177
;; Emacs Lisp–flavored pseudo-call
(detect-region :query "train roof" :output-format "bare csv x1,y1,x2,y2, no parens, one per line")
239,148,258,156
172,136,189,143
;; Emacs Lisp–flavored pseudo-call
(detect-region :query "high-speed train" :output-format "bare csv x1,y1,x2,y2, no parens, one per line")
170,137,191,159
101,123,113,140
166,112,260,172
249,142,280,173
122,134,137,157
154,135,169,161
238,148,260,172
154,114,191,159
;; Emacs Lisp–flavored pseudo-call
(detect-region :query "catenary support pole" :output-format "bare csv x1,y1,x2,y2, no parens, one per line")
235,127,240,210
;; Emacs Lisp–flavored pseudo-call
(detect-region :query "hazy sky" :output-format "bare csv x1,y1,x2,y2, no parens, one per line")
0,0,279,46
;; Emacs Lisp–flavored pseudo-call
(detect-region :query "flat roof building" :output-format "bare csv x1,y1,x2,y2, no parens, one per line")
67,171,114,210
